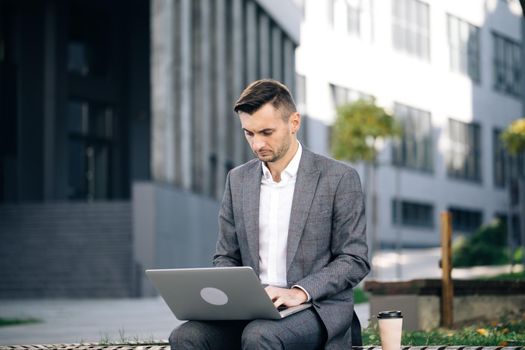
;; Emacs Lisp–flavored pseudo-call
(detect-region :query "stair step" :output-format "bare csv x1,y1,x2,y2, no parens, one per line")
0,201,134,298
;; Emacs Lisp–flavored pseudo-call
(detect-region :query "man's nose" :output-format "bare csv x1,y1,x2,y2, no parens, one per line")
251,136,265,151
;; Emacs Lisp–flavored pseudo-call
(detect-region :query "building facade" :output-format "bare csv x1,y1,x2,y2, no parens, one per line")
296,0,524,251
0,0,302,297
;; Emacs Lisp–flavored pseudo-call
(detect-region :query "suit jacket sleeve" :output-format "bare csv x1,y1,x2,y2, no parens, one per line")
295,168,370,301
213,172,242,267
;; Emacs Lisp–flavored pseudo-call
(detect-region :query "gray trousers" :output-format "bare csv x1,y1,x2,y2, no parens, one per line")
169,308,326,350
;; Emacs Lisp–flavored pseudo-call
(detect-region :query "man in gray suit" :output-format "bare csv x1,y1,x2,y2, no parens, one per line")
170,79,370,349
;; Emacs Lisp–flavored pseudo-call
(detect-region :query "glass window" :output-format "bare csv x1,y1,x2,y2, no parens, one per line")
67,3,109,77
493,31,522,97
67,99,113,201
447,14,481,82
496,212,522,244
68,100,113,138
347,0,361,36
329,0,374,41
67,42,91,76
493,128,506,188
330,83,373,109
449,207,483,234
447,118,481,182
494,127,525,188
392,103,433,172
392,198,434,228
392,0,430,60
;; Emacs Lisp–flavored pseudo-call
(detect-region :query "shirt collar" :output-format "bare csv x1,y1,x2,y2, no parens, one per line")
261,142,302,183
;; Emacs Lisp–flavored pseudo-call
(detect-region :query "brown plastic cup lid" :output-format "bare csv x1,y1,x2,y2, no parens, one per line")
377,310,403,319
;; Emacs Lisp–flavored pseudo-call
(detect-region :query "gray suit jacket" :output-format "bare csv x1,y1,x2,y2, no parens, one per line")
213,148,370,349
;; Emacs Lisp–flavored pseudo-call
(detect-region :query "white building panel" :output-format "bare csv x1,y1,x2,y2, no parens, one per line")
297,0,524,247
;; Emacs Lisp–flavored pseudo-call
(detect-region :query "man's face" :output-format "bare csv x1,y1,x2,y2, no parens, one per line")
239,103,300,163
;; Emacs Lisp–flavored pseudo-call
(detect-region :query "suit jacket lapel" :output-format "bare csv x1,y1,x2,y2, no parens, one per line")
286,149,320,273
243,161,262,275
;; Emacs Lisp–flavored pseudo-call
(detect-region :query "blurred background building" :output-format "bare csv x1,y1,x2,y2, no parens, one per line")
0,0,523,298
0,0,302,297
296,0,525,254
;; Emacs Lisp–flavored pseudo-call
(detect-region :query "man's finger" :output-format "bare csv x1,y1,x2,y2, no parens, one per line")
264,286,278,300
273,296,285,308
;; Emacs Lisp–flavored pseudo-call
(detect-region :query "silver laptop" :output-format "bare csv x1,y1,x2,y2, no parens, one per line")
146,266,311,320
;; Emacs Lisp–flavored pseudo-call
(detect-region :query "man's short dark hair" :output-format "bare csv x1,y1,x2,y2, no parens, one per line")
234,79,297,120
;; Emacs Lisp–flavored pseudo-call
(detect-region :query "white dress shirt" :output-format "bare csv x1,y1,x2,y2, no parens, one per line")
258,142,302,288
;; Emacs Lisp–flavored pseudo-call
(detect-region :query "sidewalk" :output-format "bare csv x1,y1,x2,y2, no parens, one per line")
370,246,521,281
0,298,179,345
0,247,520,346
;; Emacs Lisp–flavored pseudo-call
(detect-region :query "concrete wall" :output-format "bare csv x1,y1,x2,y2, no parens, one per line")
370,294,525,331
366,278,525,330
133,182,220,296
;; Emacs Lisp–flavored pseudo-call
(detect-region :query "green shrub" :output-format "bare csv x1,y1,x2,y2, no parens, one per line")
0,318,41,327
353,287,369,304
452,219,519,267
486,270,525,280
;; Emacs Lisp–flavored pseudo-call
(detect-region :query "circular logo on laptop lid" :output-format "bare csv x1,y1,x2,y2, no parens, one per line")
200,287,228,305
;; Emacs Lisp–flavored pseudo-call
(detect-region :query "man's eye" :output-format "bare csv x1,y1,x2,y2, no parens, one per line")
244,131,253,137
262,131,272,136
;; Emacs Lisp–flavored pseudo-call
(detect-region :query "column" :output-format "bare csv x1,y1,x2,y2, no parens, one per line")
43,0,57,199
150,0,176,183
244,0,258,162
198,0,212,195
283,37,295,90
179,0,192,190
232,0,245,166
214,0,227,199
246,1,258,83
271,26,282,81
258,13,270,78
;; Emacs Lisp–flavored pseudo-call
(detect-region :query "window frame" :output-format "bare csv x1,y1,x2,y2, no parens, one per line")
447,118,482,183
392,198,435,229
392,102,433,173
448,206,483,234
446,13,481,83
392,0,431,61
492,30,522,98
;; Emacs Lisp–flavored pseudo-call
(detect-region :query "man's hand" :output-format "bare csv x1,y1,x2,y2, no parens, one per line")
264,286,308,308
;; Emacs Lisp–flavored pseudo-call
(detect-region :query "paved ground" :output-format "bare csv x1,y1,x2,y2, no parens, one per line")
0,247,520,346
0,298,179,345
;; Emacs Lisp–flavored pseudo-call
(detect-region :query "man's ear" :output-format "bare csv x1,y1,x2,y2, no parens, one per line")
290,112,301,134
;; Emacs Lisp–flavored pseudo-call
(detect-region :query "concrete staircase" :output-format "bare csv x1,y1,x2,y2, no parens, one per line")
0,201,134,298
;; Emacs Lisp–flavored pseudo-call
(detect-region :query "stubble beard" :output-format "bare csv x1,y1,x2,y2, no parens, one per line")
255,136,291,164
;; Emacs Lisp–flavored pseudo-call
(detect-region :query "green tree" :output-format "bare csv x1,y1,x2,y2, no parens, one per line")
501,118,525,155
501,118,525,268
331,99,400,277
331,99,399,162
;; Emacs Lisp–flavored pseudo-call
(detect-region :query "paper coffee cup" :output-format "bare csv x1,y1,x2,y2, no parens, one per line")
377,310,403,350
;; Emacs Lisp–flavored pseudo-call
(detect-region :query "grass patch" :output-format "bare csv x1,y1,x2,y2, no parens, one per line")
0,317,41,327
96,329,164,346
363,310,525,346
354,287,369,304
485,269,525,281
